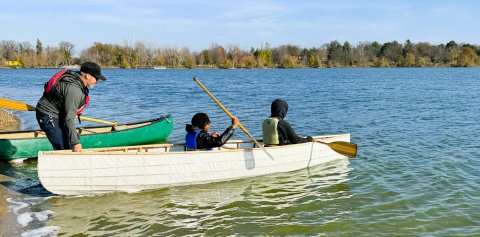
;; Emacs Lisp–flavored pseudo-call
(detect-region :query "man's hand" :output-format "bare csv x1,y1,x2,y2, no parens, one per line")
72,143,82,152
211,132,220,137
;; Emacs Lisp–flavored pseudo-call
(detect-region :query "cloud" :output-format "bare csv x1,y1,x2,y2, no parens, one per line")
1,0,480,51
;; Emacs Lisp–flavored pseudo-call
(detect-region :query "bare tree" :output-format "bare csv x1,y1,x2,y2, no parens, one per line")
58,41,75,65
46,46,63,67
144,42,156,67
162,47,180,68
121,39,138,68
17,41,36,67
134,41,147,67
272,45,289,66
154,48,166,67
209,43,227,67
0,40,18,61
80,47,100,63
227,44,241,68
180,47,195,68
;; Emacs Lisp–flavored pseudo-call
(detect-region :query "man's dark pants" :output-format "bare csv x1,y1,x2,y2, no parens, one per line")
36,110,71,150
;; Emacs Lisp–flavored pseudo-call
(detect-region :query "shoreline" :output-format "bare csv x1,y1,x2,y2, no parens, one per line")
0,109,21,131
0,109,21,236
1,65,479,70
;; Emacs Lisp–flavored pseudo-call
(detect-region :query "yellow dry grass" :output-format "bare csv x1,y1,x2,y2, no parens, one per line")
0,109,20,131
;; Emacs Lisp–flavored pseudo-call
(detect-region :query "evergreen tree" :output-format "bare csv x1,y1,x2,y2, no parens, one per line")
36,38,43,55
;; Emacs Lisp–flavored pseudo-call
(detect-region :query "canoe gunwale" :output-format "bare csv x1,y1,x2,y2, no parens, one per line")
0,115,172,139
0,115,173,160
38,134,350,156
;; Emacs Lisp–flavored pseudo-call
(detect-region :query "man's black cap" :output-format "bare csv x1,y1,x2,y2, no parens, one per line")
80,62,106,81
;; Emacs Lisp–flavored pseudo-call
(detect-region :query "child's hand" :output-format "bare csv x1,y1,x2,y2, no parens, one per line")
231,117,240,128
211,132,220,137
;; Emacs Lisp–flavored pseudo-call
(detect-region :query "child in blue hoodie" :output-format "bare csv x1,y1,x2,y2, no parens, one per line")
185,113,240,150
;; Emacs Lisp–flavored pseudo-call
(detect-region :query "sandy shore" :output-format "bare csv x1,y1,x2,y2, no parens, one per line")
0,173,18,236
0,109,21,131
0,174,16,210
0,109,21,233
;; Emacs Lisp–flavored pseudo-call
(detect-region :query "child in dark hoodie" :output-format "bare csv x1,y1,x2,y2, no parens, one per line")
185,112,240,150
262,99,313,146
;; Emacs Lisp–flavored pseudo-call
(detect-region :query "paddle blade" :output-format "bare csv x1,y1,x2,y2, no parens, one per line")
0,98,36,111
325,141,357,158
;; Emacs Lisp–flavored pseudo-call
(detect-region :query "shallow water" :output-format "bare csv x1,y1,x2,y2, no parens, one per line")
1,68,479,236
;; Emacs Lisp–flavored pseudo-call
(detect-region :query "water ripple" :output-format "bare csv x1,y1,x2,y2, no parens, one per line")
1,68,480,236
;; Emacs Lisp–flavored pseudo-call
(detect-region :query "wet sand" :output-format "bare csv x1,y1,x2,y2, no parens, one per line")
0,109,21,235
0,174,18,236
0,174,16,212
0,109,20,216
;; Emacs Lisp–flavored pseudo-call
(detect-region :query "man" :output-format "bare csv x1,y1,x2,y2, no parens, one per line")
262,99,313,146
36,62,106,152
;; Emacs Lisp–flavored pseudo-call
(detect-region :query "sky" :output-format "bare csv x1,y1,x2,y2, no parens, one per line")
1,0,479,54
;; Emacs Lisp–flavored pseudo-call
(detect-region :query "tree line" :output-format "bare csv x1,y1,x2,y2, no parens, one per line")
1,39,479,69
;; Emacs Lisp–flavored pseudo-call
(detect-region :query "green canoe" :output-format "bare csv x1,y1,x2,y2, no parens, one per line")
0,115,173,161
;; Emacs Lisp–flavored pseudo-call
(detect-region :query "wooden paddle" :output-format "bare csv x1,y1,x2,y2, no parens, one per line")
316,140,357,158
193,77,275,160
0,98,117,127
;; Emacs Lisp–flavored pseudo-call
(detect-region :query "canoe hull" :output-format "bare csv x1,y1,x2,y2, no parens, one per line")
0,115,173,160
38,134,351,196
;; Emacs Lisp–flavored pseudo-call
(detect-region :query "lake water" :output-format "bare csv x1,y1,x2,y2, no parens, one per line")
1,68,479,236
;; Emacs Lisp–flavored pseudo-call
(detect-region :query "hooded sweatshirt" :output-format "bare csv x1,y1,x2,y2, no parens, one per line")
36,71,89,146
185,124,235,150
266,99,309,145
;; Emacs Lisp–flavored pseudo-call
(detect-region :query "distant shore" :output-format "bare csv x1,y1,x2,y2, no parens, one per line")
1,65,478,70
0,109,20,131
2,39,479,69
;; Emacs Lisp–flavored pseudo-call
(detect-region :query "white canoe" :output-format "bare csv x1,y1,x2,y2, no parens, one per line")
38,133,352,196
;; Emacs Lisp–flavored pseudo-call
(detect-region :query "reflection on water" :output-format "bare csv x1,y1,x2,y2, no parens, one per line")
45,159,350,236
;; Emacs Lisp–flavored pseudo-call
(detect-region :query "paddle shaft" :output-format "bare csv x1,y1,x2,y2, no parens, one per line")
194,79,252,137
193,77,273,159
78,116,117,127
0,98,117,127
